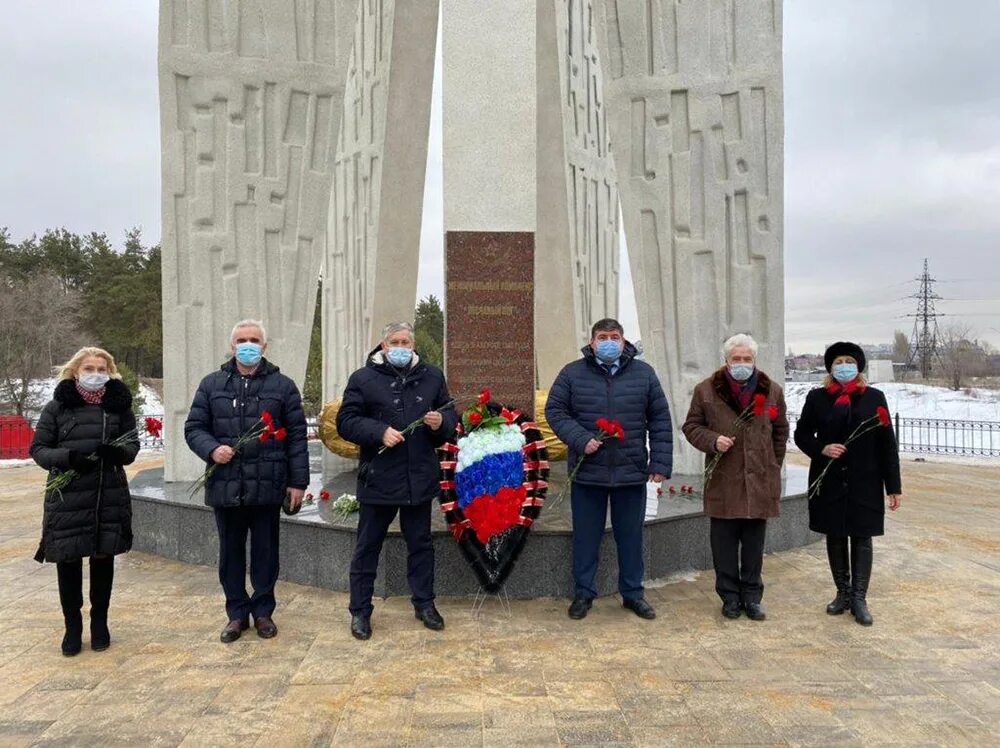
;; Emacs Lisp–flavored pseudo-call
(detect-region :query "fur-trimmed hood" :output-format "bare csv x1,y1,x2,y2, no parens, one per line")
711,367,774,414
53,377,133,414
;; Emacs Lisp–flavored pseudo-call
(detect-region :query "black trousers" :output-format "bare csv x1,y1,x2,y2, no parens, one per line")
349,502,434,617
213,505,281,622
710,517,767,604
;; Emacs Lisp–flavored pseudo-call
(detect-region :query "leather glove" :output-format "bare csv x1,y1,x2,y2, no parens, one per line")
67,450,98,473
95,444,127,465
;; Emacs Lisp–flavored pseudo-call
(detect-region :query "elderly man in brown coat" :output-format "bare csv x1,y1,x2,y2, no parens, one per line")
682,334,789,621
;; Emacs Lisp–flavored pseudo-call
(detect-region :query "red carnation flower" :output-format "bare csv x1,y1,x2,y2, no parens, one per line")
877,406,891,427
596,417,610,433
767,405,779,422
259,430,271,444
612,422,626,440
669,485,676,494
469,411,483,426
319,490,331,502
752,394,767,417
144,416,163,439
274,427,287,441
261,411,274,428
478,388,491,406
501,407,517,424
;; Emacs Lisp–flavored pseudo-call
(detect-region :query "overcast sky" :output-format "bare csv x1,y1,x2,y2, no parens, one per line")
2,1,997,353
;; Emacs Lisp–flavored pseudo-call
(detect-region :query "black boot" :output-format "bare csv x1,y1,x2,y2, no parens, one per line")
56,561,83,656
850,537,874,626
825,536,851,615
89,556,114,650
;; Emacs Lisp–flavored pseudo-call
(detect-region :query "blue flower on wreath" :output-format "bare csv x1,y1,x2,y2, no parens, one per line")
455,451,523,509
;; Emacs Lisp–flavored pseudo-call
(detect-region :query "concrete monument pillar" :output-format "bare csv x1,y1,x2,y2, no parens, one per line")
158,0,357,480
594,0,785,473
322,0,439,474
443,0,620,409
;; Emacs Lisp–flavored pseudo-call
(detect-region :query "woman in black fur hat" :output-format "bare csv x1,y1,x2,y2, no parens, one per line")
794,341,903,626
30,347,139,655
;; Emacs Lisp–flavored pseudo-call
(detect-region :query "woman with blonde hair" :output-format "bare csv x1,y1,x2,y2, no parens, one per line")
30,347,140,655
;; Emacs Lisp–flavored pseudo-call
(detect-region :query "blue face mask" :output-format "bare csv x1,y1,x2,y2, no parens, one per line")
728,364,754,382
386,347,413,368
832,363,859,384
595,339,623,364
235,342,263,367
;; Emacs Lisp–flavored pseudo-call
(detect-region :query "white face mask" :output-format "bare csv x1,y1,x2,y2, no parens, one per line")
78,373,110,391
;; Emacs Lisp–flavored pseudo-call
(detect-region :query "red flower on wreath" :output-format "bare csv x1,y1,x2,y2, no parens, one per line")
469,412,483,426
500,407,519,425
477,388,491,406
877,406,891,427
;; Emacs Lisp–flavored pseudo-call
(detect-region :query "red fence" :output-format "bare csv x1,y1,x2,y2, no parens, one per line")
0,416,34,459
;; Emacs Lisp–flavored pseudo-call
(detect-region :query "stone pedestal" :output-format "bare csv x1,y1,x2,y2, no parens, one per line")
445,232,535,415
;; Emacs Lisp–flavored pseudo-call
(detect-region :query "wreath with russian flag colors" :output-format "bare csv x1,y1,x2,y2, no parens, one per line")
437,389,549,591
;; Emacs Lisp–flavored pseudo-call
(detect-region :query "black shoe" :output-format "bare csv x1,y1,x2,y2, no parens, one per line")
744,601,767,621
623,597,656,620
826,589,852,615
254,616,278,639
61,614,83,657
826,536,852,615
415,605,445,631
568,598,592,620
722,600,742,619
351,614,372,640
851,598,873,626
850,536,874,626
57,561,83,656
220,619,249,643
90,617,111,651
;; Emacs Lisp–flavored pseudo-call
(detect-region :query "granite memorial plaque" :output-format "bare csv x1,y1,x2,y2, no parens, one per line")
445,231,535,416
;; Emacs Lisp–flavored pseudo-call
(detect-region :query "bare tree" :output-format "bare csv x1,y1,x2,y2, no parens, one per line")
0,274,87,416
936,323,978,391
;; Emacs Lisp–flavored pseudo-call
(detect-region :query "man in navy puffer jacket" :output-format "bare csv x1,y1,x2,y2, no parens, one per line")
546,318,672,620
185,319,309,644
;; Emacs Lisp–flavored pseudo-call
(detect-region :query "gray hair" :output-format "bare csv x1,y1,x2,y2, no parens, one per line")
723,333,758,359
231,319,267,344
381,321,414,342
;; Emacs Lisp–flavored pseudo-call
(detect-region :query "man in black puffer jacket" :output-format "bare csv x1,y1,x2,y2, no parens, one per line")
546,318,673,621
184,319,309,643
336,321,457,641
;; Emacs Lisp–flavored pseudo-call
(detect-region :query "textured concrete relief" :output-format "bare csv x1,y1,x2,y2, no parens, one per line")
558,0,620,343
159,0,356,479
322,0,438,425
596,0,784,471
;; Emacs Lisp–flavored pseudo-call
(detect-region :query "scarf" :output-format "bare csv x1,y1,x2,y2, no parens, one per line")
75,381,105,405
826,379,866,408
725,369,759,411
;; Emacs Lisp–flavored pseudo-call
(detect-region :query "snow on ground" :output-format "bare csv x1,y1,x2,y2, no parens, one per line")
783,381,1000,422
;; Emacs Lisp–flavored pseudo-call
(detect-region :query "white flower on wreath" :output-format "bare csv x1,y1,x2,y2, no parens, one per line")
455,423,526,473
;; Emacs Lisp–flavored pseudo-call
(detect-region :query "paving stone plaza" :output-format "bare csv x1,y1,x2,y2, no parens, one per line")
0,454,997,746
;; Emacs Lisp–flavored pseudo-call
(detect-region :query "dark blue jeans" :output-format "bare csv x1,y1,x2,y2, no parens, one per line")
213,504,280,622
349,502,435,617
571,482,646,601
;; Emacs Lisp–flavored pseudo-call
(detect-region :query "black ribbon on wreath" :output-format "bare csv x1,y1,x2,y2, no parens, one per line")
437,401,550,592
